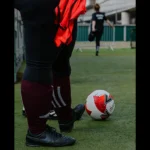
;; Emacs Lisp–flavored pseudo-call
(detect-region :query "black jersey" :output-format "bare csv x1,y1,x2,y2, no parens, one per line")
92,12,107,31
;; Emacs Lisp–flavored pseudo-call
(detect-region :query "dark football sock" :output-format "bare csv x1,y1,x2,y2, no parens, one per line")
52,76,73,121
21,80,52,134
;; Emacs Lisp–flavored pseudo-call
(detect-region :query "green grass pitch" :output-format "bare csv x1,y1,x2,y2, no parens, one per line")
15,48,136,150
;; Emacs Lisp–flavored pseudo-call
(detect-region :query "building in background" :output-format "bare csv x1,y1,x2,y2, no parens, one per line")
78,0,136,25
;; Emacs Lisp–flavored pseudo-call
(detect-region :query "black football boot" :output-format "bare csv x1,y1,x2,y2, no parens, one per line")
26,125,76,147
59,104,85,132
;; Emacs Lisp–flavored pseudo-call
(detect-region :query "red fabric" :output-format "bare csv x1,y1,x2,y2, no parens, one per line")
54,0,86,47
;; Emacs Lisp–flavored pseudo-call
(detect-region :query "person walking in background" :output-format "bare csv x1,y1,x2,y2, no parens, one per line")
91,3,114,56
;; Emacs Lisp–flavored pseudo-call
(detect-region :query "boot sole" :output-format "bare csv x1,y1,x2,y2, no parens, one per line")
26,139,76,147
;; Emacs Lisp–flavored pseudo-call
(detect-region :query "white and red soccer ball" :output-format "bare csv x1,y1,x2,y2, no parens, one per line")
85,90,115,120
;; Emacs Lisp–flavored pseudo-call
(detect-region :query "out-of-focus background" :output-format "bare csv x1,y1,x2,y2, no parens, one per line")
14,0,136,83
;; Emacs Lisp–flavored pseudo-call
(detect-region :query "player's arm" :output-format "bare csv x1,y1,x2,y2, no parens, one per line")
106,19,114,29
104,13,114,29
91,14,96,32
92,21,96,32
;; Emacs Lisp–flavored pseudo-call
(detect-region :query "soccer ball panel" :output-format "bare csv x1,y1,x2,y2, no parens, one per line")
86,90,110,99
85,90,115,120
106,99,115,115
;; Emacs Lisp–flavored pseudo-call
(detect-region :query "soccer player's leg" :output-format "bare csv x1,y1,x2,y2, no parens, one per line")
95,30,103,56
52,21,85,132
21,32,76,147
52,46,85,132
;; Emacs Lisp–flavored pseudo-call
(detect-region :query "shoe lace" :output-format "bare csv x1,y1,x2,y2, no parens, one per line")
46,125,62,138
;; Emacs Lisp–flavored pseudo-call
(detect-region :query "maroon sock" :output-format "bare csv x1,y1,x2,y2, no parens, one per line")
52,76,73,121
21,80,52,134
